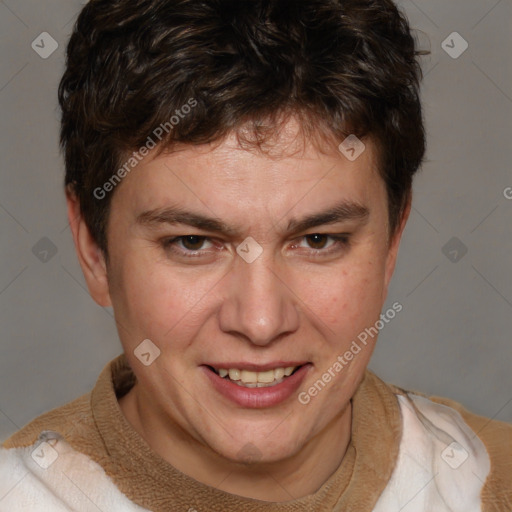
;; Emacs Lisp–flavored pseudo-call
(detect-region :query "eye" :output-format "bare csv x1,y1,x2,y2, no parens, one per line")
293,234,350,254
163,235,215,254
179,235,211,251
301,233,348,250
302,234,332,250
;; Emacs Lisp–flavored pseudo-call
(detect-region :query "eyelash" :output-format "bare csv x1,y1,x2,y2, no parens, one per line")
161,234,351,259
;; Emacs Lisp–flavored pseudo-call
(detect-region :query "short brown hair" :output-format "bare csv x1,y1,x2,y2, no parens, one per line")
59,0,426,256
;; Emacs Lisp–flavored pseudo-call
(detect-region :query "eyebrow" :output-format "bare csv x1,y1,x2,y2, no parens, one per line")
286,201,369,233
135,200,369,237
136,206,240,236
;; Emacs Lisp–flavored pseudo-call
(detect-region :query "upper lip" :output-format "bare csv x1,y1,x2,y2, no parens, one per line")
205,362,309,372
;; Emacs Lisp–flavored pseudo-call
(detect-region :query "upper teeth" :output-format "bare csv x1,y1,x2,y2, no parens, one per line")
217,367,297,383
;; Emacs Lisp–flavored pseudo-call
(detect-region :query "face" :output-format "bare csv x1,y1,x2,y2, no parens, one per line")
73,120,406,464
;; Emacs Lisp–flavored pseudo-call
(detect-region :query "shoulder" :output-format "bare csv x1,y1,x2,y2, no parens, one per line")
2,392,95,451
385,379,512,511
1,391,114,485
0,430,149,511
0,393,148,511
426,393,512,510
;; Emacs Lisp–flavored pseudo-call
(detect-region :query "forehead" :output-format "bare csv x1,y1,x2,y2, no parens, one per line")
109,122,386,232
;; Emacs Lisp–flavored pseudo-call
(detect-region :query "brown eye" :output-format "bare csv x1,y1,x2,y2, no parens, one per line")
305,234,329,249
180,235,207,251
292,234,350,257
161,235,217,259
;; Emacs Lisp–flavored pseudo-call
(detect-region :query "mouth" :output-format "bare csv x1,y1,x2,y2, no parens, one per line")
206,364,304,388
202,362,311,408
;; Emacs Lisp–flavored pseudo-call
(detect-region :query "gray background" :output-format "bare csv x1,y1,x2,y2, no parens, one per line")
1,0,511,443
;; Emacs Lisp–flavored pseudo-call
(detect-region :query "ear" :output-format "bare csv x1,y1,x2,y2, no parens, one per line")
66,185,112,307
383,194,412,299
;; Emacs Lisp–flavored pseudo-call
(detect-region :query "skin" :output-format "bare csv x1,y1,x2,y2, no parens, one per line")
67,118,410,502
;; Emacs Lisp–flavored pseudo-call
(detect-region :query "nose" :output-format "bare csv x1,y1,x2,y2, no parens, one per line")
218,250,300,347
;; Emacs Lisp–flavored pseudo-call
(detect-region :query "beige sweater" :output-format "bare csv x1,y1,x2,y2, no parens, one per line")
1,353,511,511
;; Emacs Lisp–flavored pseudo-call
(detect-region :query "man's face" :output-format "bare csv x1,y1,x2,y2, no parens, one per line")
100,122,403,463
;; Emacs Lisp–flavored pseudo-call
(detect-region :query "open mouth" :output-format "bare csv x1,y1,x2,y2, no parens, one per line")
207,365,304,388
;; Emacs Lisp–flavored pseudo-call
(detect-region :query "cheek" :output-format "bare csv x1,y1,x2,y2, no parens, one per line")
297,252,387,335
110,253,223,343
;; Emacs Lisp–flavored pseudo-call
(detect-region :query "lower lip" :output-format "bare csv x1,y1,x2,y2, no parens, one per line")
201,364,311,409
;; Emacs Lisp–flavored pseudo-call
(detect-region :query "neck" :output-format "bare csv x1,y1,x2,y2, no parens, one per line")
119,384,352,502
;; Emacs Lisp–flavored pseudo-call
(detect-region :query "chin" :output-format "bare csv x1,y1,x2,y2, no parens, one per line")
208,425,305,465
